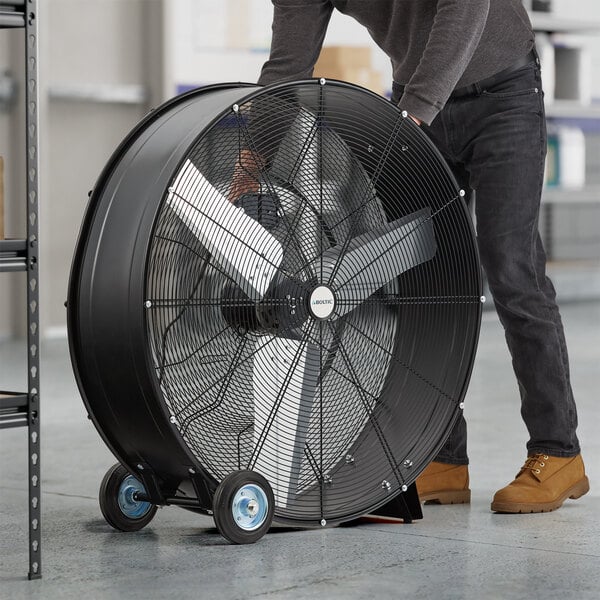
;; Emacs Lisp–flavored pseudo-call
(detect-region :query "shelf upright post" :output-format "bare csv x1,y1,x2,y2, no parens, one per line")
25,0,41,580
0,0,41,579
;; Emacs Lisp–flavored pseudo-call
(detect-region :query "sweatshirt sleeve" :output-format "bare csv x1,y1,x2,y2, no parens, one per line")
398,0,490,125
258,0,334,85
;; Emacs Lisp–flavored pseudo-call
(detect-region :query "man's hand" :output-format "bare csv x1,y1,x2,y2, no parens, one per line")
409,114,422,126
228,149,264,202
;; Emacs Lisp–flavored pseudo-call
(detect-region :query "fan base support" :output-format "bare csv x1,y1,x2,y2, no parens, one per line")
371,483,423,523
345,483,423,525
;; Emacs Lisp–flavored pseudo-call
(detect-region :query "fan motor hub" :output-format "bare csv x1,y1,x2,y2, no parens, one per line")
308,285,336,320
221,277,311,334
222,279,337,334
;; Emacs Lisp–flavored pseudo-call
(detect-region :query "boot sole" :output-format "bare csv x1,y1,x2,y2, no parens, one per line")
491,476,590,513
420,489,471,505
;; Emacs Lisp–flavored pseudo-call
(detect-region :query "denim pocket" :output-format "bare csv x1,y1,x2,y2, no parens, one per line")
481,87,539,99
480,64,540,99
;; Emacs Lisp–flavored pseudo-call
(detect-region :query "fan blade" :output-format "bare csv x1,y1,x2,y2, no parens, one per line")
321,208,436,318
166,159,283,299
252,336,321,508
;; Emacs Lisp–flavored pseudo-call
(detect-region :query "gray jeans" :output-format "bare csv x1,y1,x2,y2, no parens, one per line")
393,59,581,464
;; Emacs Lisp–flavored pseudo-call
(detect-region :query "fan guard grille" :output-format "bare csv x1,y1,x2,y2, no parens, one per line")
143,82,481,521
68,81,481,525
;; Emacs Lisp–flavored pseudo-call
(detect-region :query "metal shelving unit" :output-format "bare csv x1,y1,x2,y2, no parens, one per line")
0,0,41,580
533,11,600,204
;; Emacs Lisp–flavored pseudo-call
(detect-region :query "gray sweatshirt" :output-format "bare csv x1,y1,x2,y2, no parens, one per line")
258,0,535,125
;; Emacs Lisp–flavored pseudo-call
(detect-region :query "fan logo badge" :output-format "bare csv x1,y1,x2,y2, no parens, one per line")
309,286,336,320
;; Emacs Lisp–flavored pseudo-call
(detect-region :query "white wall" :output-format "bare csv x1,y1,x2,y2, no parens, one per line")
40,0,160,337
0,29,26,340
163,0,271,95
1,0,163,339
163,0,390,96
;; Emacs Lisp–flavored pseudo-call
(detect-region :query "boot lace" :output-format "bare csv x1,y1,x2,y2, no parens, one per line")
522,453,550,475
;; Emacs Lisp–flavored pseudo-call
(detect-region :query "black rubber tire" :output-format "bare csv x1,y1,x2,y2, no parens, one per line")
213,471,275,544
99,463,158,532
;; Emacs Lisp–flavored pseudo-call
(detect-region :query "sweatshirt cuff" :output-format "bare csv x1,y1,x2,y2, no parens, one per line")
397,90,444,127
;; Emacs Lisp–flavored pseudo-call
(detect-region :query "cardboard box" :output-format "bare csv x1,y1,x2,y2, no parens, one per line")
315,46,372,70
314,46,383,94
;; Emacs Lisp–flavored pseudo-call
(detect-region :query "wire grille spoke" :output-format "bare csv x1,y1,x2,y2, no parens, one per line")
235,112,314,276
340,314,456,404
335,294,482,307
288,117,320,185
327,322,405,487
324,114,408,286
178,338,248,435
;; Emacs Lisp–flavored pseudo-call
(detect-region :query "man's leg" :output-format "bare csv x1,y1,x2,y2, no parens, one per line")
415,62,587,510
464,69,580,458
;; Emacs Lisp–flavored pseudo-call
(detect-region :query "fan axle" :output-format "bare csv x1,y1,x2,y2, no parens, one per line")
221,276,314,335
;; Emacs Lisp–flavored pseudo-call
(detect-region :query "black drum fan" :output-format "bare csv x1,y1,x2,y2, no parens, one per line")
67,80,482,544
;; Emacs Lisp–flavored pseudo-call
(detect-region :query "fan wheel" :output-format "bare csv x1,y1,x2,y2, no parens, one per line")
213,470,275,544
99,463,158,532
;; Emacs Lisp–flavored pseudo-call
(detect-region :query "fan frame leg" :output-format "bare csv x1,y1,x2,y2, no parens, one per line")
370,483,423,523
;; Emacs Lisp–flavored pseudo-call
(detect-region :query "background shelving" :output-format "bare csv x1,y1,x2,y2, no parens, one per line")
0,0,41,580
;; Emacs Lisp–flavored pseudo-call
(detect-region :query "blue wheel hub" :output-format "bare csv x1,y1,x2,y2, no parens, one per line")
231,484,269,531
118,475,152,519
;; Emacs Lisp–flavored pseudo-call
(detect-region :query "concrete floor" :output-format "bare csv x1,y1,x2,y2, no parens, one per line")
1,302,599,599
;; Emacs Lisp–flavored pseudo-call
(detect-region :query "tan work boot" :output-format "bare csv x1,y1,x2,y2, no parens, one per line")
491,454,589,513
415,461,471,504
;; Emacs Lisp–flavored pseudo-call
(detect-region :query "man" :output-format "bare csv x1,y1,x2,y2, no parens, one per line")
250,0,588,513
